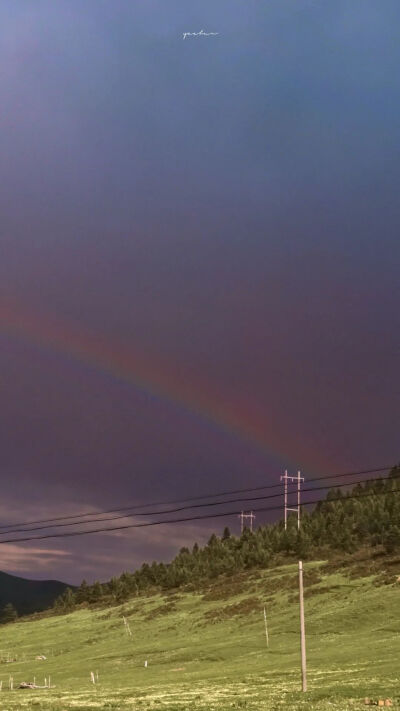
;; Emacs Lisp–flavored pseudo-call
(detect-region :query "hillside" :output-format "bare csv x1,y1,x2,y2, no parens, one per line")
0,553,398,710
0,470,397,709
55,466,400,611
0,571,69,616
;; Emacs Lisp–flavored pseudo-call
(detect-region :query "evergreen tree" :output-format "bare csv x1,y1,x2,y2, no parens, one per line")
46,466,400,611
53,587,75,613
90,581,103,602
63,587,76,611
222,526,231,541
295,530,311,558
0,603,17,624
76,579,89,604
384,525,400,554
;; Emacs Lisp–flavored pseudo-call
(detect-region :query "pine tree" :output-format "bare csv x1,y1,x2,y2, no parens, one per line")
384,525,400,554
90,581,103,602
0,603,17,624
76,579,89,604
222,526,231,541
207,533,218,547
63,587,76,611
295,530,311,558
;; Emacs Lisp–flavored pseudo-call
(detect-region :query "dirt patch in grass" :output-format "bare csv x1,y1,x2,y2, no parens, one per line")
99,610,112,619
320,549,400,585
144,602,176,620
373,570,400,586
288,584,343,604
256,574,294,594
345,559,398,583
203,597,262,623
256,569,322,596
202,580,248,601
114,603,142,618
304,583,342,598
304,569,323,586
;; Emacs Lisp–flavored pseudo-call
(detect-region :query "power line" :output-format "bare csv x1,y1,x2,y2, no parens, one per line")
0,483,398,546
0,464,395,533
0,471,397,537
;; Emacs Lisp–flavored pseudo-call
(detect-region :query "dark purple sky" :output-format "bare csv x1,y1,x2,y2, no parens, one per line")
0,0,399,584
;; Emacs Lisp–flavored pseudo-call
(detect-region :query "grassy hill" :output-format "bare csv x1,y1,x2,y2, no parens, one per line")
0,550,398,710
57,468,400,610
0,571,69,616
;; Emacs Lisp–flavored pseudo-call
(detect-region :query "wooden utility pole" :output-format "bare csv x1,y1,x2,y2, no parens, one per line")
298,561,307,692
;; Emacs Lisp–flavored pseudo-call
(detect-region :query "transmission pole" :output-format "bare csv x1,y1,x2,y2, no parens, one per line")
239,511,244,534
238,511,255,533
282,470,288,530
297,470,302,530
280,470,304,530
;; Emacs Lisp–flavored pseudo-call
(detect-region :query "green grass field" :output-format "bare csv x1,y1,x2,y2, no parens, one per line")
0,556,399,710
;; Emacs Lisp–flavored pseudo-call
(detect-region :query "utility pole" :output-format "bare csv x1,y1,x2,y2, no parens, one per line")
238,511,255,533
298,561,307,692
280,470,304,530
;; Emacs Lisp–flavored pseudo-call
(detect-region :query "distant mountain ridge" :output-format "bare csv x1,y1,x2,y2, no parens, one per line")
0,570,70,616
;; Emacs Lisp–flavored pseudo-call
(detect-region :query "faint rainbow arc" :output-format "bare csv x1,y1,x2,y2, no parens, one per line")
0,295,312,470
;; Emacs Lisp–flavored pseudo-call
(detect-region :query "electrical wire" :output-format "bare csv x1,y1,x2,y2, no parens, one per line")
0,483,398,546
0,464,395,533
0,471,398,537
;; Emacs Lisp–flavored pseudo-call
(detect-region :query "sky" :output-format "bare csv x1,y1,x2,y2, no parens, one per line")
0,0,399,584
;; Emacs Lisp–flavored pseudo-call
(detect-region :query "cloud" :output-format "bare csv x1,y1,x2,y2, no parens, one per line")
0,489,220,583
0,543,70,576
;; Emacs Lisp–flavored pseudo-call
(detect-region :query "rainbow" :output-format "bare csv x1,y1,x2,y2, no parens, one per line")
0,293,325,472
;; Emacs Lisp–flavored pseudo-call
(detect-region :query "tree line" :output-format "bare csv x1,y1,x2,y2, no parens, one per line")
54,466,400,613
